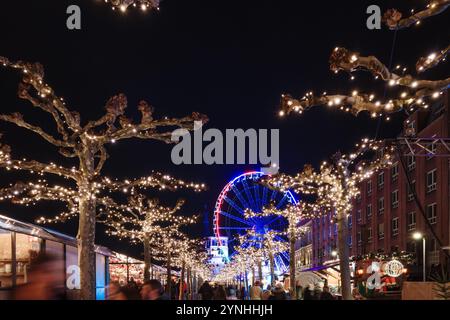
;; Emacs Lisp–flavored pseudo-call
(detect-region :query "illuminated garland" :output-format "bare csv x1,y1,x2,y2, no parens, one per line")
352,251,415,265
0,56,207,299
280,47,448,119
416,44,449,73
383,0,450,30
103,0,160,13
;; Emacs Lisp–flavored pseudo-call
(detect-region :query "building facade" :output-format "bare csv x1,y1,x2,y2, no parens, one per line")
304,91,450,276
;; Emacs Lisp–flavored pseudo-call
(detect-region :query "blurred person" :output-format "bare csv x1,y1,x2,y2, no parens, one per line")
198,281,214,300
303,284,314,300
141,280,168,300
213,285,227,300
106,281,126,300
269,283,288,300
13,253,65,300
227,288,238,300
239,286,247,300
262,284,272,300
295,282,303,300
320,286,334,300
352,287,365,300
249,281,263,300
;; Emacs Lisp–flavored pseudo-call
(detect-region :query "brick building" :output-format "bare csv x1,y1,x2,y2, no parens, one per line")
298,91,450,275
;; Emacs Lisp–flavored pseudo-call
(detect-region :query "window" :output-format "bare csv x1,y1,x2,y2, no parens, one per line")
407,155,416,171
392,217,399,236
407,212,416,231
367,204,372,218
407,180,416,201
391,163,399,181
334,223,338,235
391,190,399,208
357,232,362,244
426,169,437,193
427,141,437,159
378,197,384,215
348,235,352,246
348,215,352,228
357,209,362,223
427,203,437,224
377,172,384,188
367,180,372,195
378,223,385,240
367,227,373,242
356,192,361,203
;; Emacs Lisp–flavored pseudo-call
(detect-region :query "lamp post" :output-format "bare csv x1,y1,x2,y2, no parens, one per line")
413,232,426,282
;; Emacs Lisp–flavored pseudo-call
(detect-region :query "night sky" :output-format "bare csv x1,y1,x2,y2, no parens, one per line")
0,0,448,259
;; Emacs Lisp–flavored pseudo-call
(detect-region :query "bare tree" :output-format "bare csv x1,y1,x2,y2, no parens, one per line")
0,56,207,299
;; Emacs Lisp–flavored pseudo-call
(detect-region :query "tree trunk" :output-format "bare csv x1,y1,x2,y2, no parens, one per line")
143,236,151,282
337,209,352,300
252,267,256,286
77,194,96,300
179,262,185,300
269,252,275,287
187,267,192,300
244,271,249,293
166,252,172,299
289,233,296,298
258,260,263,282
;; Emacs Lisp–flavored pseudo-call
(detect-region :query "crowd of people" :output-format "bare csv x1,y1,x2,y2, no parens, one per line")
196,280,342,300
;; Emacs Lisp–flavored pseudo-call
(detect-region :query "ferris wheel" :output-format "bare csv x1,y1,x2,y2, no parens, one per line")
213,171,297,274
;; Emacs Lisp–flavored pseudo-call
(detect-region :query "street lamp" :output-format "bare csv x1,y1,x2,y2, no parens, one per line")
413,232,426,282
331,250,338,258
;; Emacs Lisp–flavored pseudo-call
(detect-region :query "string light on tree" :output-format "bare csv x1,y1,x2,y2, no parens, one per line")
0,55,208,300
104,0,160,13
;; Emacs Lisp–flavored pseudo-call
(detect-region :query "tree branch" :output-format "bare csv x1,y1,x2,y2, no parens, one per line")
383,0,450,30
0,113,74,148
416,44,450,73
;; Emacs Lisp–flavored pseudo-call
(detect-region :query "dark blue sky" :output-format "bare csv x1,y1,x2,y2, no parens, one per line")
0,0,448,258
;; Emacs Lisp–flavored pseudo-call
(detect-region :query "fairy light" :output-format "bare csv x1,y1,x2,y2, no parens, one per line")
103,0,160,13
278,45,449,120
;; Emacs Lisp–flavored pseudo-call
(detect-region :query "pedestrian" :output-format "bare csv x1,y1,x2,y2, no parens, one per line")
106,281,126,300
240,286,247,300
198,281,214,300
141,280,169,300
269,283,289,300
213,285,228,300
13,253,66,300
320,286,334,300
249,281,263,300
262,284,272,300
303,284,314,300
227,288,238,300
352,287,365,300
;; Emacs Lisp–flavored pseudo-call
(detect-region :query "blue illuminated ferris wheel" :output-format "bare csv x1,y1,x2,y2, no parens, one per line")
213,171,297,274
